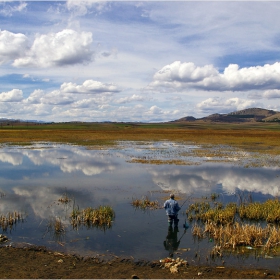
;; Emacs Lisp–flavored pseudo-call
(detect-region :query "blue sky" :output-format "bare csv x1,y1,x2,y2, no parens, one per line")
1,1,280,122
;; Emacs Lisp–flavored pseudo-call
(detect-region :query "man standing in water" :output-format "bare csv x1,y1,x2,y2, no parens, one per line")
163,194,181,227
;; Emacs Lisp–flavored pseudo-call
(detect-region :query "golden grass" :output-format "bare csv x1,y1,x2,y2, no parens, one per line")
187,198,280,225
186,201,237,225
239,199,280,223
131,196,161,210
198,222,280,254
188,197,280,256
128,159,199,165
1,123,280,155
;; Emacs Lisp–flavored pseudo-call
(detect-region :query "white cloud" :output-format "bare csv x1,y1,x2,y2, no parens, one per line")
151,61,280,92
148,105,162,115
13,29,93,68
116,94,144,104
0,2,27,17
0,89,23,102
23,79,119,112
0,30,28,64
66,0,107,17
25,88,73,106
196,97,260,114
60,80,120,94
263,89,280,99
25,89,44,104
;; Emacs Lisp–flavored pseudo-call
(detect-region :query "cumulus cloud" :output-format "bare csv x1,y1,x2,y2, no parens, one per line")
25,89,73,106
196,97,259,114
60,80,120,94
116,94,144,104
13,29,93,68
23,79,119,109
0,30,28,64
0,89,23,102
148,105,162,114
151,61,280,92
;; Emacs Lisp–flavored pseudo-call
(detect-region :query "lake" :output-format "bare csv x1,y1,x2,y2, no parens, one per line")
0,141,279,271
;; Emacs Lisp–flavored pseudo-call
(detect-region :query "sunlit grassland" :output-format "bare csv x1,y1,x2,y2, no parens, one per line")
1,122,280,155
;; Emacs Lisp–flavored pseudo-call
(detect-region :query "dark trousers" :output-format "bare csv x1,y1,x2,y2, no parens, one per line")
168,215,179,226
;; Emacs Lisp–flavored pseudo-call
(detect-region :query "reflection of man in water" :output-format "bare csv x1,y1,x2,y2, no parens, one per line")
163,194,181,227
163,226,180,257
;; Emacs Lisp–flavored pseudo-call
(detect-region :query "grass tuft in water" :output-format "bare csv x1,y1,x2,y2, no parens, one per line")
186,194,280,257
194,222,280,255
44,216,65,242
238,199,280,223
71,205,115,230
131,196,160,210
0,211,25,232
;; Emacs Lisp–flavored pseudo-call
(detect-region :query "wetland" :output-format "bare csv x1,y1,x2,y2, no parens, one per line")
0,123,280,278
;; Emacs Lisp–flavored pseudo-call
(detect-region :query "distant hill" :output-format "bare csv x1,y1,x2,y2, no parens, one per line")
174,108,280,123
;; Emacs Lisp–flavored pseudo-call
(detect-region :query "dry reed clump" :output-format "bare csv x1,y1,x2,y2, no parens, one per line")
44,216,66,242
238,199,280,223
46,216,65,236
131,196,160,210
192,223,205,239
71,205,115,229
0,211,24,231
188,197,280,255
193,222,280,254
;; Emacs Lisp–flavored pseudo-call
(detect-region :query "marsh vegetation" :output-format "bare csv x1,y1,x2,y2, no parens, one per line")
45,216,66,241
1,124,280,271
0,211,25,232
186,195,280,257
131,196,161,210
1,122,280,156
71,205,115,230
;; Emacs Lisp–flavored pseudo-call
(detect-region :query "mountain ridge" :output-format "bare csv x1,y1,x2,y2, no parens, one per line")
174,108,280,123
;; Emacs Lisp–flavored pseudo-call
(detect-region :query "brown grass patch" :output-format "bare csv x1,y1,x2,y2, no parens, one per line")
1,123,280,156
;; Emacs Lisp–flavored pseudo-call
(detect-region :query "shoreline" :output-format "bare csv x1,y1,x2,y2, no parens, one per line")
0,243,279,279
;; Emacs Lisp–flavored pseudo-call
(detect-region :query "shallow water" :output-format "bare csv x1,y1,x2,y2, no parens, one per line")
0,141,279,271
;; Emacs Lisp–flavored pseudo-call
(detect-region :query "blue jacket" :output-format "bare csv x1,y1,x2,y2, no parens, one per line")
164,198,181,216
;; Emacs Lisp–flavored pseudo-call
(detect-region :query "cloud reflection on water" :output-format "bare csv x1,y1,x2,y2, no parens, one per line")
0,143,279,266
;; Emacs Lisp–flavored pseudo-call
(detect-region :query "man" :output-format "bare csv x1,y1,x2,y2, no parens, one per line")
163,194,181,227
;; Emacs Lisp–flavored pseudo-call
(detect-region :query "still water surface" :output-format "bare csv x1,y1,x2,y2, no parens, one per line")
0,142,279,270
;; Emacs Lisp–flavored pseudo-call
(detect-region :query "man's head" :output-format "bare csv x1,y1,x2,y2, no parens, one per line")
170,194,175,199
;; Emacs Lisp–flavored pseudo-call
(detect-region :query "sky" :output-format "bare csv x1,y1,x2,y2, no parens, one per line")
1,0,280,122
